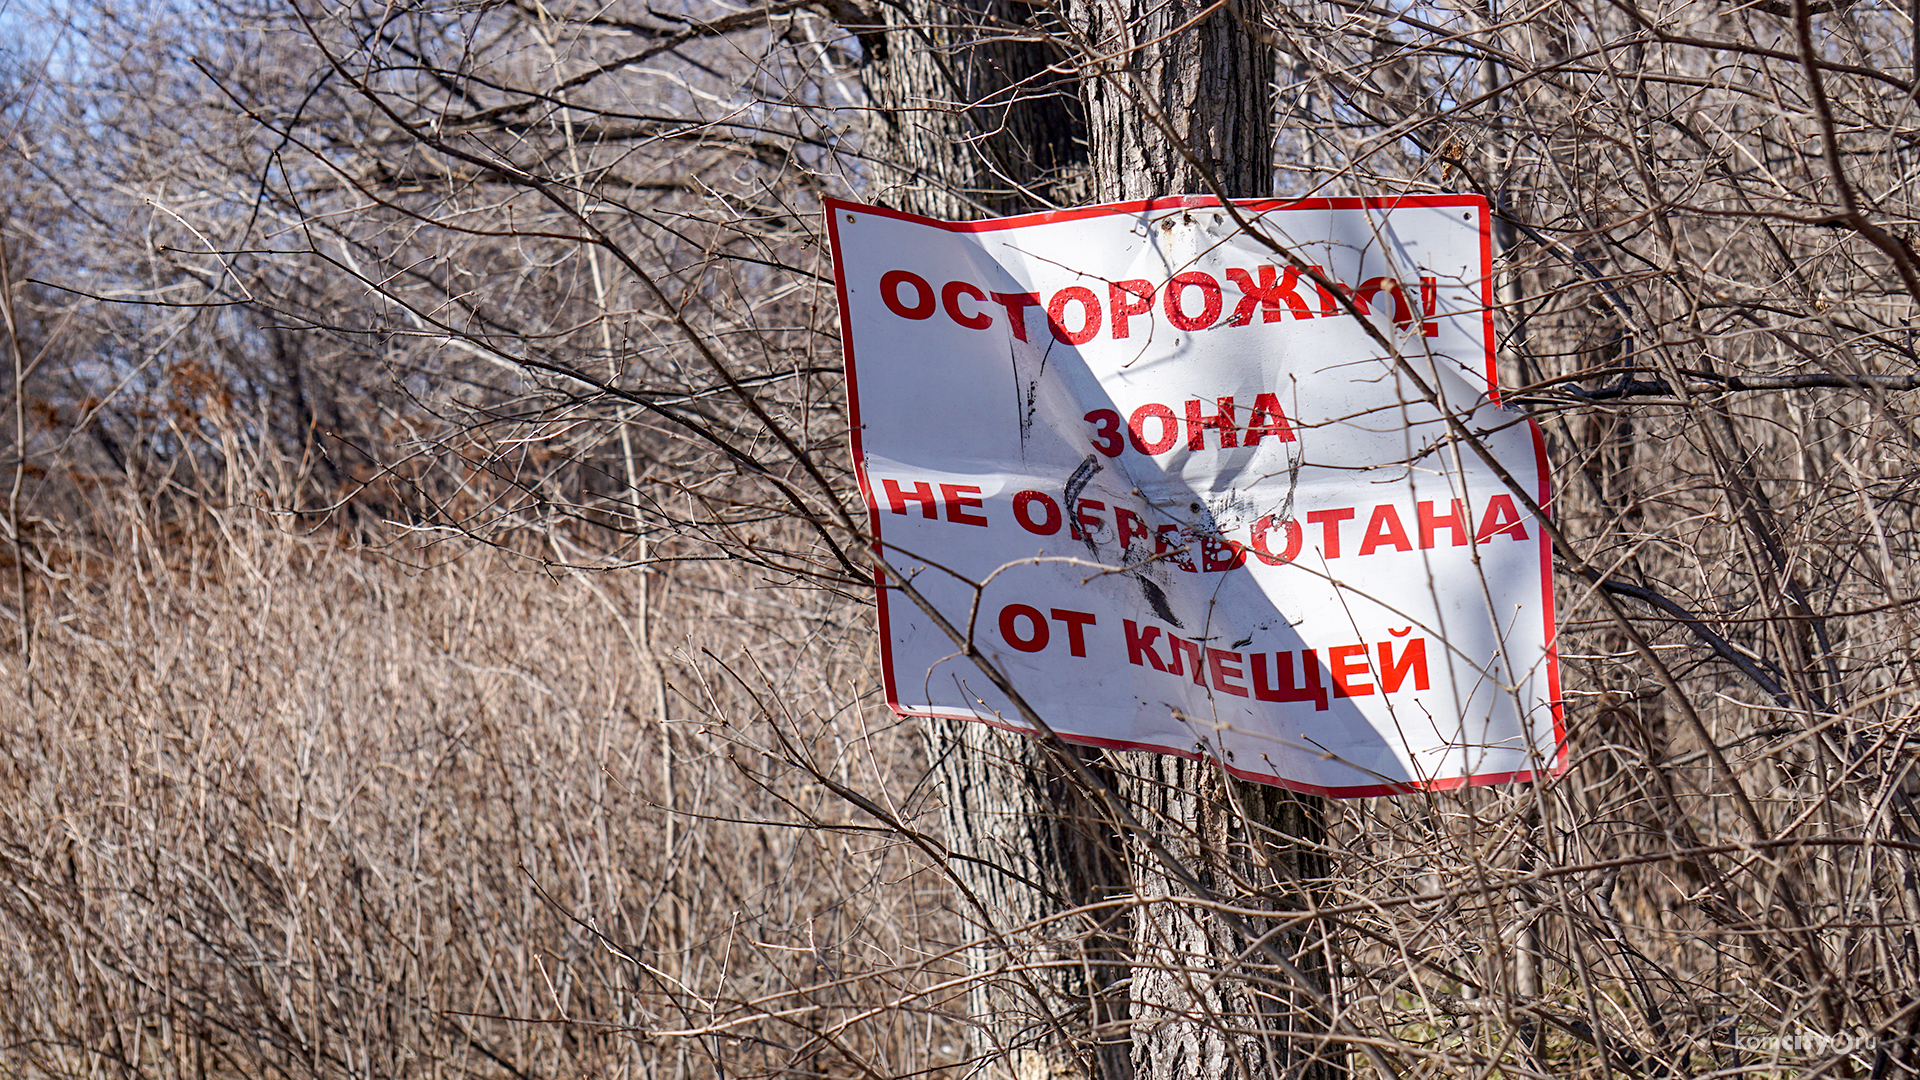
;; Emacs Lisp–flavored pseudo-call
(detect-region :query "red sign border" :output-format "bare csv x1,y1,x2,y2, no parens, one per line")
825,193,1566,798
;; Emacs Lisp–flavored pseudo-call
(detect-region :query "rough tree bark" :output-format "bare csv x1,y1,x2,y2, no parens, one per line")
864,10,1129,1080
865,2,1339,1077
866,0,1088,217
1064,2,1346,1078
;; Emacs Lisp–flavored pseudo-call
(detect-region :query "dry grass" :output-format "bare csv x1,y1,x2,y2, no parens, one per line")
11,469,1920,1080
0,484,961,1080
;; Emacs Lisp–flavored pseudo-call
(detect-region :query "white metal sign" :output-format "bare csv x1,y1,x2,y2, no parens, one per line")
828,194,1561,796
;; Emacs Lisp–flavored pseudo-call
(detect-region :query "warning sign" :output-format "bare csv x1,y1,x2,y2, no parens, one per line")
827,194,1562,797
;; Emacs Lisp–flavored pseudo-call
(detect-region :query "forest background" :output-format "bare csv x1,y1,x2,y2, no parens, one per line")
4,0,1920,1077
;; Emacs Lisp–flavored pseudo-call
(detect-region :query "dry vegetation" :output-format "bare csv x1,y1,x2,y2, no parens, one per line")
7,0,1920,1076
0,471,961,1078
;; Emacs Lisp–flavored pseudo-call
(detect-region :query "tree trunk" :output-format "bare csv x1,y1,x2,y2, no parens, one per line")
1065,2,1346,1077
864,3,1340,1076
922,717,1130,1080
1118,759,1338,1080
864,15,1128,1080
866,0,1087,217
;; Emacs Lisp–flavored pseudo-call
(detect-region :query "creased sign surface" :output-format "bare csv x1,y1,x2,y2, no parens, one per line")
827,194,1562,797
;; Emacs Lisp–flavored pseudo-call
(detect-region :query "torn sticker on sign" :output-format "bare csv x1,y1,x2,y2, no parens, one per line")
828,193,1563,797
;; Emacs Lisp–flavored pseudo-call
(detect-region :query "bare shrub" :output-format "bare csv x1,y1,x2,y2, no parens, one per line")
8,0,1920,1076
0,471,951,1079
